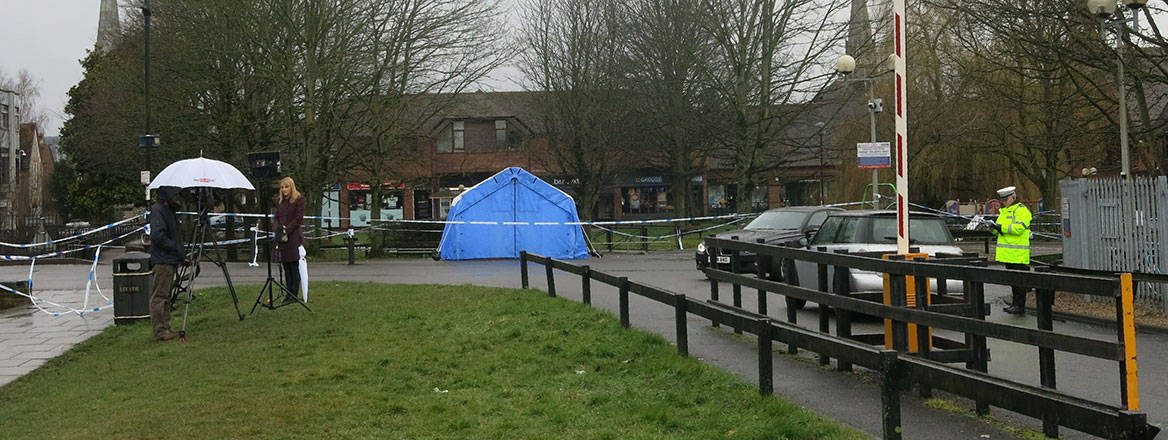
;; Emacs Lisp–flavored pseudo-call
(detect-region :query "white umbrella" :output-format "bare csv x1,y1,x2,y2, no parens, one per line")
148,157,255,190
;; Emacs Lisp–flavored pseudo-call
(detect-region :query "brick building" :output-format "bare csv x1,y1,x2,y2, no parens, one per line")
327,90,836,224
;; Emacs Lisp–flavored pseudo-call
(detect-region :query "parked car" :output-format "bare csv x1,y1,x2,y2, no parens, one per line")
791,210,966,302
696,206,843,274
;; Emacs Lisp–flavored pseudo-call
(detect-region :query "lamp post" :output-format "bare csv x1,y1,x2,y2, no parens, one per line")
1089,0,1145,301
1087,0,1145,179
836,54,895,209
815,122,826,204
140,0,157,201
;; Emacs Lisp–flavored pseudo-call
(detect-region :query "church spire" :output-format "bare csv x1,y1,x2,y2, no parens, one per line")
846,0,873,61
97,0,121,53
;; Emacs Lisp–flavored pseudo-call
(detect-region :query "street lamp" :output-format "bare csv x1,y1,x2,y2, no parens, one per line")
836,54,895,209
1087,0,1145,178
1089,0,1145,297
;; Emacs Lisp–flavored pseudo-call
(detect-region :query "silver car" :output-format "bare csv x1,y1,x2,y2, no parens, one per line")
792,211,966,295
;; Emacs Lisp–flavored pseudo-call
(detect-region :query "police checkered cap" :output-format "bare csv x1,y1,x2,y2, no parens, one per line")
996,186,1016,198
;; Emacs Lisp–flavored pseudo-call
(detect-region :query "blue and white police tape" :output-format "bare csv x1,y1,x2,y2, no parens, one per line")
183,211,756,226
0,226,147,261
0,213,146,249
590,216,749,240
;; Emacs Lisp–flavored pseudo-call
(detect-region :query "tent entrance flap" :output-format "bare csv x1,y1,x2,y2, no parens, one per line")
438,167,589,260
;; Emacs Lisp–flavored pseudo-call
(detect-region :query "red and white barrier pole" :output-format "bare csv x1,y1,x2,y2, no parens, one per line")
893,0,910,254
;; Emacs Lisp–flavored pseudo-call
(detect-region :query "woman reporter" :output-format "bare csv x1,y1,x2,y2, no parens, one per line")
275,176,305,304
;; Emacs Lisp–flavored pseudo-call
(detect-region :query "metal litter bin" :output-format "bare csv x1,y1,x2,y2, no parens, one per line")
113,252,152,325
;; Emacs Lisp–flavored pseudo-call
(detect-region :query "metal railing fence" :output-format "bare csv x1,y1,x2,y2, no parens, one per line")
1061,176,1168,313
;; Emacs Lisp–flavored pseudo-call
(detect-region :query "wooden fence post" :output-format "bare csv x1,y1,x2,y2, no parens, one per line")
834,256,853,372
619,276,630,328
545,260,556,297
880,350,903,440
581,265,592,305
732,282,743,335
817,252,830,366
758,318,773,396
783,258,800,355
709,277,720,328
756,239,769,316
519,251,529,289
675,294,688,357
1034,267,1058,438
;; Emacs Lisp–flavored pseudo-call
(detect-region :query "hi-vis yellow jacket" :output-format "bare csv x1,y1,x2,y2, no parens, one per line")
994,202,1032,264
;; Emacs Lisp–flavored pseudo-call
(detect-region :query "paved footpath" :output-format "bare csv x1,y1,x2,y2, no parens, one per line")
2,251,1164,439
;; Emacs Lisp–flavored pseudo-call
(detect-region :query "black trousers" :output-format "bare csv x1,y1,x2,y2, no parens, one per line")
282,261,300,298
1003,262,1030,307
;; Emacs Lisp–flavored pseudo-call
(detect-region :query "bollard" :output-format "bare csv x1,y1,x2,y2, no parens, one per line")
346,229,356,265
607,229,613,252
641,226,648,251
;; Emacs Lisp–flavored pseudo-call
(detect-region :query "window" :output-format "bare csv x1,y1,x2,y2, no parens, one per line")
453,120,465,152
436,123,452,153
0,104,8,130
496,120,507,147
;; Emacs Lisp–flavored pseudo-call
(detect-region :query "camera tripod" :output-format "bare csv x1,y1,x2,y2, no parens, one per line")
168,188,246,340
250,182,311,314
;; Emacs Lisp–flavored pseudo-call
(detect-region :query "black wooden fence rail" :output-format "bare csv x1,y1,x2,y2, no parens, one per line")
705,236,1153,440
519,250,1158,440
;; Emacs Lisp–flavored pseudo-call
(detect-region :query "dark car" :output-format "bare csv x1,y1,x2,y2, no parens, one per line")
696,206,843,274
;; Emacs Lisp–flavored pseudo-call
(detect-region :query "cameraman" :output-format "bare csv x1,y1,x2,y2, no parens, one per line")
149,186,186,341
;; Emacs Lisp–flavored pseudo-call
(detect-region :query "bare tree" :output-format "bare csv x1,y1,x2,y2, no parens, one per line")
700,0,849,212
348,0,512,254
619,0,722,217
518,0,632,220
0,68,50,128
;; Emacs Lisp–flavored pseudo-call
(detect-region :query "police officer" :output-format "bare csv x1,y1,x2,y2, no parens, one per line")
989,186,1032,315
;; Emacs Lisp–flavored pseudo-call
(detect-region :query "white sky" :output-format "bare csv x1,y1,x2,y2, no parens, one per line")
0,1,102,137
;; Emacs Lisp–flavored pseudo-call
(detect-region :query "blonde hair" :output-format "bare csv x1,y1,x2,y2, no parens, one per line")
278,177,302,203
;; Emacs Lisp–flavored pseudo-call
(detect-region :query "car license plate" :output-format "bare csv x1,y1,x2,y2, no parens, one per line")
715,256,731,264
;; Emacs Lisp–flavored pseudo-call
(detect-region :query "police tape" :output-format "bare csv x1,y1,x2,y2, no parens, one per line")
0,214,146,249
0,226,147,261
178,211,757,226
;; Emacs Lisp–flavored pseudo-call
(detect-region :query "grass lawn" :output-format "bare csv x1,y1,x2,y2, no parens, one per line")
0,283,864,439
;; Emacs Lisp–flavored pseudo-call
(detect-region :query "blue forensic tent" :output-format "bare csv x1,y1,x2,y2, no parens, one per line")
438,168,589,260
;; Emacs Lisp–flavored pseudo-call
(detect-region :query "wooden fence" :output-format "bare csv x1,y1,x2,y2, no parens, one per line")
519,246,1159,440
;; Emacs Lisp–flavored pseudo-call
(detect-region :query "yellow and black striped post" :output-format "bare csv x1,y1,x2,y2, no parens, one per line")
1118,273,1140,411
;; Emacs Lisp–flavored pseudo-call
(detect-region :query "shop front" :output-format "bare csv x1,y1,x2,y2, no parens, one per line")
346,182,406,226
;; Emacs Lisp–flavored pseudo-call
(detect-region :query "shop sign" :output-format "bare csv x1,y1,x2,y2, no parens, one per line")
347,181,406,190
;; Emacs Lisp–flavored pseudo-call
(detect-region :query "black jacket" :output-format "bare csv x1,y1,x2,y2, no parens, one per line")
149,187,186,265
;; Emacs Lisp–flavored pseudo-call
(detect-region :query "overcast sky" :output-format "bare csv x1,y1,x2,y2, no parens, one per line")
0,1,524,139
0,1,103,137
